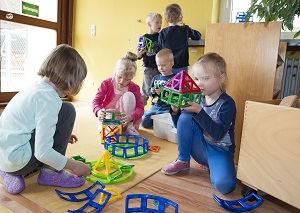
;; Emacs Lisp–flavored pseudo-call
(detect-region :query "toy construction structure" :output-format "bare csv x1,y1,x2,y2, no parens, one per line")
104,134,149,159
56,180,122,212
213,192,263,212
160,70,202,108
100,111,123,144
137,36,154,53
125,194,179,213
90,150,134,184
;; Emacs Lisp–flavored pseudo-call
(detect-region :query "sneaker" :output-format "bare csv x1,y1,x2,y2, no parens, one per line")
126,124,139,135
161,159,190,175
0,170,25,194
37,168,85,188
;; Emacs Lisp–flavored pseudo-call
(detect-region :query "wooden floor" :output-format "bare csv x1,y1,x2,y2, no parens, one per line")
0,105,300,213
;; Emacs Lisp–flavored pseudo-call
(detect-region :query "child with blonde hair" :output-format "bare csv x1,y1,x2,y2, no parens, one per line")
93,52,144,135
0,44,90,194
137,12,162,106
159,3,201,74
161,52,237,194
141,48,175,128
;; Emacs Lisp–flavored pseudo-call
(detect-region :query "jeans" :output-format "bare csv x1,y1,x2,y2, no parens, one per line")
176,110,236,194
141,67,160,106
141,105,170,128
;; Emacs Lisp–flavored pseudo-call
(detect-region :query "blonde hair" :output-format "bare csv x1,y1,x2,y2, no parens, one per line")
146,12,162,23
114,52,138,77
37,44,87,95
156,48,174,61
192,52,228,91
163,3,182,24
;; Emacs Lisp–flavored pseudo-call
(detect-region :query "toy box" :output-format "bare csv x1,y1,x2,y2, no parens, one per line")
151,113,177,143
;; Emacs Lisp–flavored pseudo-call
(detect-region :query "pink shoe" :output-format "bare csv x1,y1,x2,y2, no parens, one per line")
161,159,190,175
126,124,139,135
0,170,25,194
38,168,85,188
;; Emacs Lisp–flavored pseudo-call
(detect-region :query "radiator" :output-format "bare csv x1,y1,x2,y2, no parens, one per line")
280,58,300,99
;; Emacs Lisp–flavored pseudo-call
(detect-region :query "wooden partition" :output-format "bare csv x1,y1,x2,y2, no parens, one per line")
204,22,282,163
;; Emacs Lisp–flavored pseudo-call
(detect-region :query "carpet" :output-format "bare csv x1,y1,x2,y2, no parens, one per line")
10,103,178,212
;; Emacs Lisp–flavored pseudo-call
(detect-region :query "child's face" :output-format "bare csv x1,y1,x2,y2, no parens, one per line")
193,64,223,97
156,55,174,76
115,73,133,89
148,18,162,33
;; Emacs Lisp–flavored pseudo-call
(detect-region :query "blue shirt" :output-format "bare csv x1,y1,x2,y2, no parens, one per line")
0,80,67,172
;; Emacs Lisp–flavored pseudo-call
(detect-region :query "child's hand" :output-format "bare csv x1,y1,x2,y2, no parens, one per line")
121,113,133,127
151,87,156,94
155,87,161,95
184,102,202,114
73,161,90,177
97,109,105,121
68,134,78,144
171,105,179,114
137,48,146,58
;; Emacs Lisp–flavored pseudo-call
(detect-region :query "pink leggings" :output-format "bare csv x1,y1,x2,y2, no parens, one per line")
106,92,141,129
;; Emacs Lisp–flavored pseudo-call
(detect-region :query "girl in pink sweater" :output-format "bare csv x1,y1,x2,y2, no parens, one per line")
92,52,144,134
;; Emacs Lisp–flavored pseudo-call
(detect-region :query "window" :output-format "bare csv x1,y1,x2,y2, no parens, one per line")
0,0,73,103
231,0,300,33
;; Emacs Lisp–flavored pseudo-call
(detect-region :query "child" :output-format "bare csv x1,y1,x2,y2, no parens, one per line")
0,44,90,194
92,52,144,135
141,48,175,128
161,52,237,195
158,3,201,74
137,12,162,106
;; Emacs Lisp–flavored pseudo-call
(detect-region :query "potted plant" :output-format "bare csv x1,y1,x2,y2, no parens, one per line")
245,0,300,38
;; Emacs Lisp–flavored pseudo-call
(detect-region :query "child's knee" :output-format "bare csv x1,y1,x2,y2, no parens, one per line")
141,117,153,128
211,177,236,194
123,92,135,101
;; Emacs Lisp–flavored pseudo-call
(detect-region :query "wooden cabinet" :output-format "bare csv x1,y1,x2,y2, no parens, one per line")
237,100,300,209
204,22,282,163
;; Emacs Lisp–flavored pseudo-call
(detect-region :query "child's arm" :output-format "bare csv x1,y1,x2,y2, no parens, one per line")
188,26,202,40
137,48,146,59
92,80,109,117
192,99,236,141
65,158,90,177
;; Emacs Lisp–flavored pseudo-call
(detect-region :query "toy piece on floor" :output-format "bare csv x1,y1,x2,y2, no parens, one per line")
99,188,122,204
148,145,160,152
100,111,123,144
125,194,178,213
55,180,105,202
71,155,86,163
137,36,154,53
90,150,134,184
104,134,148,159
67,188,111,213
160,70,202,108
212,192,263,212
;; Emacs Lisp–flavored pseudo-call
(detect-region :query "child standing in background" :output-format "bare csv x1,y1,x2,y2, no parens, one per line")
141,49,175,128
161,52,237,195
92,52,144,135
158,3,201,74
0,44,90,194
137,12,162,106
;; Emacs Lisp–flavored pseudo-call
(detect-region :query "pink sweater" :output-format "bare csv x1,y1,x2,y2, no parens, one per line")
92,77,144,122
